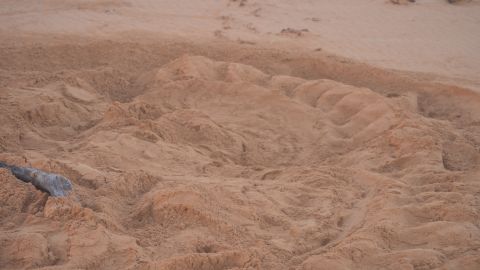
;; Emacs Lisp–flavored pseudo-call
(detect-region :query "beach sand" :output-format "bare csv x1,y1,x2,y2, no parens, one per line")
1,1,479,269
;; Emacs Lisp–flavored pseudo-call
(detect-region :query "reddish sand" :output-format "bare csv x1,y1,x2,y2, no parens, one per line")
1,1,479,269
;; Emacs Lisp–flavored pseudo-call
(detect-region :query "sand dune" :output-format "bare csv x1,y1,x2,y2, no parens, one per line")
1,1,480,270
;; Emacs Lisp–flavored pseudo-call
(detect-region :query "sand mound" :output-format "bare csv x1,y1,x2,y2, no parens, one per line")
0,46,479,270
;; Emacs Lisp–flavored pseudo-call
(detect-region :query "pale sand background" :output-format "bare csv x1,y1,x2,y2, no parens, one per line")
0,1,480,269
1,0,479,87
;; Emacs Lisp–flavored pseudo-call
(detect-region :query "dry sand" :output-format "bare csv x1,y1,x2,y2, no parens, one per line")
1,1,480,269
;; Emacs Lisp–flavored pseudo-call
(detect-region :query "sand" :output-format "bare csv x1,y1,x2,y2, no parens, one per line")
1,1,480,269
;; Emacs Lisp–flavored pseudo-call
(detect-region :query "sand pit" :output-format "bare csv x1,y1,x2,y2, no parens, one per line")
1,1,480,270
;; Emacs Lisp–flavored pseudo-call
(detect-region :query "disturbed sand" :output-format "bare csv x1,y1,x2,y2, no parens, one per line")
1,1,480,269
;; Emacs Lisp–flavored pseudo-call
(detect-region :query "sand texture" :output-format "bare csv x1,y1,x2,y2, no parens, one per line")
1,1,480,269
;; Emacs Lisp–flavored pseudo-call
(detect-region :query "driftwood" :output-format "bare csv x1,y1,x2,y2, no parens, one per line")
0,161,73,197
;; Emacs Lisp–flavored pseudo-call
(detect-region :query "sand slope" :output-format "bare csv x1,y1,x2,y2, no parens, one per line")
0,44,479,269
